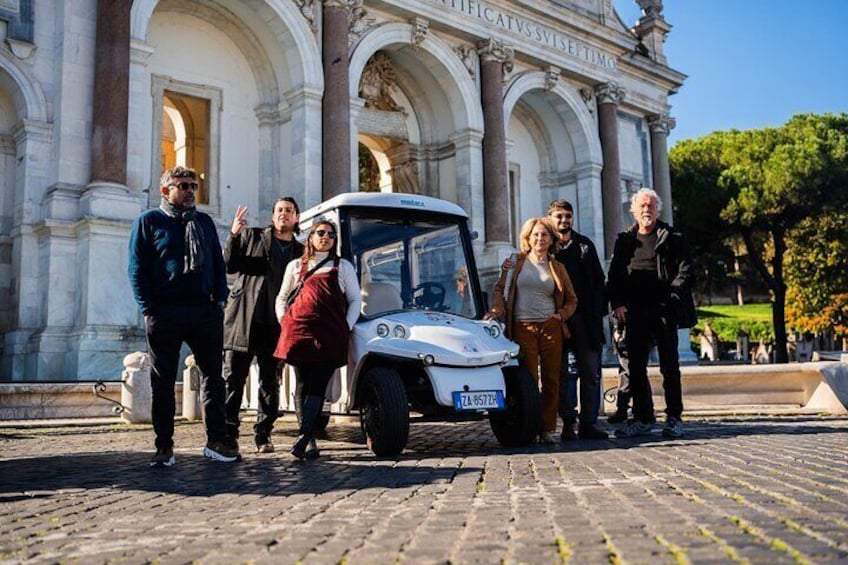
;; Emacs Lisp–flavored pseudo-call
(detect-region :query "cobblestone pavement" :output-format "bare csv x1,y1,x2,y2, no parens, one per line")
1,415,847,564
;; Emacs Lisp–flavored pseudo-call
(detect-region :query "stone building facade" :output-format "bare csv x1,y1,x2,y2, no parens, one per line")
0,0,684,380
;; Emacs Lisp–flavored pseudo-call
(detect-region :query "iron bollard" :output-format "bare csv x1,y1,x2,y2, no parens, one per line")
121,351,152,423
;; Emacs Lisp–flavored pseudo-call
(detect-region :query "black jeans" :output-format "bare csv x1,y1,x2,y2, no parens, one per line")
224,348,280,445
145,303,228,449
626,306,683,423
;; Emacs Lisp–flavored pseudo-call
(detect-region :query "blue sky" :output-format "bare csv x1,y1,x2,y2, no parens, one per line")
613,1,848,145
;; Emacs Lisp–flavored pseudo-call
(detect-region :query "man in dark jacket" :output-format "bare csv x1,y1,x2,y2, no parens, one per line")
607,188,696,439
548,200,609,441
223,197,303,453
129,166,238,467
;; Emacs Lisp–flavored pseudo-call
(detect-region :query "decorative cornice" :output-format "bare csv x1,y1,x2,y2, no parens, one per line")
322,0,358,8
594,82,626,105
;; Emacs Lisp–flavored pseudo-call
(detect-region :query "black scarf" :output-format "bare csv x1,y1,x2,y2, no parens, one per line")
159,197,205,273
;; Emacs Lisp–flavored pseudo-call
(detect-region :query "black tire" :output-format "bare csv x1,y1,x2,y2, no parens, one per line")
489,365,541,446
359,367,409,456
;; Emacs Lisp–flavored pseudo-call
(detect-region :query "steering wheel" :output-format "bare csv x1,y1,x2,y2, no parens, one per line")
411,282,447,310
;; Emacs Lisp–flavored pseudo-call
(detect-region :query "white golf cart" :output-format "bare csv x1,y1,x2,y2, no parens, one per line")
281,192,540,456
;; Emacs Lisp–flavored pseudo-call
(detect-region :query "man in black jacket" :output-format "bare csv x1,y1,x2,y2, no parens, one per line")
607,188,696,439
548,200,609,441
223,197,303,453
129,166,238,467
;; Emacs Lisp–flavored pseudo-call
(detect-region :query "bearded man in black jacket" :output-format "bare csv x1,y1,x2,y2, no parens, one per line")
548,200,609,441
607,188,696,439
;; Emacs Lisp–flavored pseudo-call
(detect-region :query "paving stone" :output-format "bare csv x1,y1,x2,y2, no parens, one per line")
1,415,847,563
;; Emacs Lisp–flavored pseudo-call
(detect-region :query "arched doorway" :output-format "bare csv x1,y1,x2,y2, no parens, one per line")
505,78,603,249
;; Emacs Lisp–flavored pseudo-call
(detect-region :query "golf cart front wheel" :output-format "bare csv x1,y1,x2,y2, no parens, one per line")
489,365,541,446
359,367,410,456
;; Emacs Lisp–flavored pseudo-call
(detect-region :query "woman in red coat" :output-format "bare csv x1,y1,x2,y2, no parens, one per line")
274,220,362,459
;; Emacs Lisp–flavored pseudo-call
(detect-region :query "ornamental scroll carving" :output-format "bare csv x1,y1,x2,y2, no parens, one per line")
359,52,405,114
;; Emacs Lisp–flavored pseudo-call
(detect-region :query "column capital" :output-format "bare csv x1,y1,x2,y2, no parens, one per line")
648,113,676,135
476,38,514,65
594,82,626,105
323,0,359,9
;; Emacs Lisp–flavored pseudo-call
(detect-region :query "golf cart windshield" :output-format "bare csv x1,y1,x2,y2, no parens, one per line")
349,210,480,319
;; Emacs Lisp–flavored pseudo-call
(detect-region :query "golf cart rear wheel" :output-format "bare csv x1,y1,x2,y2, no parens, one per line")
359,367,409,456
489,365,541,446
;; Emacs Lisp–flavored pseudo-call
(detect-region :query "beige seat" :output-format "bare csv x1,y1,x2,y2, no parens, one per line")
361,282,403,317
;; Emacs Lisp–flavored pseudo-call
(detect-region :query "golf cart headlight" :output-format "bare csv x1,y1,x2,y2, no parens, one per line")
503,353,511,363
392,325,407,339
419,353,435,366
486,324,501,338
376,323,389,338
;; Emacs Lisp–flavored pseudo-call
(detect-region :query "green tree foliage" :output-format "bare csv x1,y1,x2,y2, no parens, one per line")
785,213,848,339
670,113,848,363
669,132,739,299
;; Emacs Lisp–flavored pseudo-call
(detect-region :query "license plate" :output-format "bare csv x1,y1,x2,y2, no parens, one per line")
452,390,505,411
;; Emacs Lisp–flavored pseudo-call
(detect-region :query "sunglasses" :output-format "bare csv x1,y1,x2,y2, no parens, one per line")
314,229,336,239
170,181,198,191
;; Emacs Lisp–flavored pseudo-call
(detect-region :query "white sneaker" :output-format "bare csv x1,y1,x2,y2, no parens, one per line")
614,420,652,438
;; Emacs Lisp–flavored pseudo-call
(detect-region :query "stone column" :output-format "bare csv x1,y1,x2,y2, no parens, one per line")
322,0,353,200
648,113,675,224
595,82,626,258
89,0,131,185
477,38,513,244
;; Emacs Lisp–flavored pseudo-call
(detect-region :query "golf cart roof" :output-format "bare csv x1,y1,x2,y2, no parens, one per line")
299,192,468,222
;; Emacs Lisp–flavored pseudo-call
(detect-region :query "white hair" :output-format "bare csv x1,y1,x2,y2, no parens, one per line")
630,187,662,215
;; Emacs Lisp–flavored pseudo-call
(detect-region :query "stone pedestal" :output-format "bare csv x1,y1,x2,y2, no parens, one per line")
121,351,151,424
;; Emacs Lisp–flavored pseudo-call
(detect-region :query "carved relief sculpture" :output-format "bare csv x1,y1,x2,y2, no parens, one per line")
544,66,560,91
636,0,664,19
411,17,429,49
359,52,405,113
293,0,317,33
348,0,375,44
454,45,477,79
390,160,420,194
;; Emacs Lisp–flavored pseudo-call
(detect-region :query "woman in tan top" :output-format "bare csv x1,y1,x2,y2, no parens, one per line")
486,217,578,444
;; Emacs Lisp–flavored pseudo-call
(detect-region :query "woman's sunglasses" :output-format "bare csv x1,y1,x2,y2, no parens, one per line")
314,229,336,239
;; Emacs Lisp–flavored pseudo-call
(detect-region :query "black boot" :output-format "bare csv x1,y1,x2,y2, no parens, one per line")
304,438,320,459
291,395,322,460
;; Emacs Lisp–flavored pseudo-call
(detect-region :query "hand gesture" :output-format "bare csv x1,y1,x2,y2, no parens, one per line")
231,205,248,235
